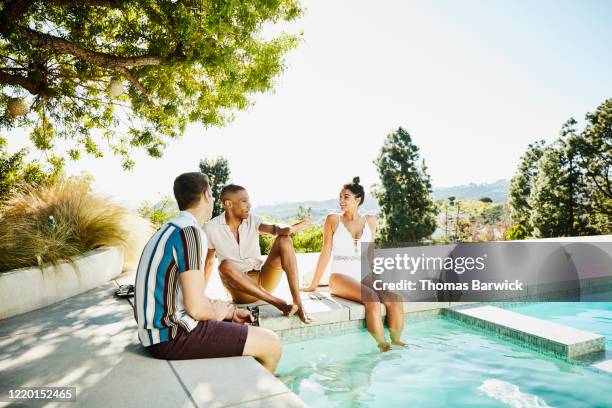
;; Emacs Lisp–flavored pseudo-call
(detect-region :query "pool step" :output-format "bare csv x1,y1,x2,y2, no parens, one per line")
592,359,612,374
444,305,605,359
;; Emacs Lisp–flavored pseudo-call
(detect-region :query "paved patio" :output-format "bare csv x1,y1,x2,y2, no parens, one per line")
0,275,308,408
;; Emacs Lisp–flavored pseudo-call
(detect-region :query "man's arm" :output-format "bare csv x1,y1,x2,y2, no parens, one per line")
204,248,216,287
179,269,234,321
259,218,311,236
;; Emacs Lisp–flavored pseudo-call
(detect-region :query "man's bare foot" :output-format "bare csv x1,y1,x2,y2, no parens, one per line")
378,342,392,352
391,340,408,348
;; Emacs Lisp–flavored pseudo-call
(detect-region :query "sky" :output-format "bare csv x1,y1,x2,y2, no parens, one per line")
5,0,612,208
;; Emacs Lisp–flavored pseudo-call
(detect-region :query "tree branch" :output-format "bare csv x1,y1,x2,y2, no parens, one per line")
2,0,36,20
9,25,163,68
115,66,149,100
49,0,128,8
0,69,44,94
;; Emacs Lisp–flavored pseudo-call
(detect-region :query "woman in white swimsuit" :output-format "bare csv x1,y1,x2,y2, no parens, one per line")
302,177,406,352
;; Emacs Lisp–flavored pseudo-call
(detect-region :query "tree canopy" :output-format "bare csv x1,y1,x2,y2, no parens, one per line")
198,155,229,218
0,0,302,169
373,127,438,244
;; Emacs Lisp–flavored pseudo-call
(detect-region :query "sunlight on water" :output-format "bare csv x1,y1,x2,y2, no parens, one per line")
278,316,612,408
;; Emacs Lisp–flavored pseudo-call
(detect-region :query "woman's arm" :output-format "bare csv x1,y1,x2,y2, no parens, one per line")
302,214,336,291
366,214,377,271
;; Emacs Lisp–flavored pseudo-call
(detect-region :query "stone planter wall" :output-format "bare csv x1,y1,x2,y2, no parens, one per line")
0,246,124,320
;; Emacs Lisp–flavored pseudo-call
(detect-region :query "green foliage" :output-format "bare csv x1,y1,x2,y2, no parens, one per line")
570,99,612,233
259,233,274,255
259,225,323,255
0,136,63,202
505,224,529,240
199,156,230,218
0,177,130,272
529,137,594,238
373,127,438,244
290,225,323,253
507,140,546,237
138,195,179,230
479,197,492,203
0,0,303,169
508,99,612,237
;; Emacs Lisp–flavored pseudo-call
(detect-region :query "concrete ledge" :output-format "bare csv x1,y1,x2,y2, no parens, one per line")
592,359,612,374
0,246,124,320
260,293,448,340
444,305,605,359
170,356,307,408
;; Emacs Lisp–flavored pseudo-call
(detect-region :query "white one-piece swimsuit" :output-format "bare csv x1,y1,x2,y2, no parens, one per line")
331,215,373,282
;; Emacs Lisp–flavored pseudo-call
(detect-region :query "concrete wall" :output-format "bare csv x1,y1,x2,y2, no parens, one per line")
0,246,124,320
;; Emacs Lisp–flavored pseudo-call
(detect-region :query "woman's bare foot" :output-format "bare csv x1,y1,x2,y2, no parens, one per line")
378,342,392,352
391,340,408,348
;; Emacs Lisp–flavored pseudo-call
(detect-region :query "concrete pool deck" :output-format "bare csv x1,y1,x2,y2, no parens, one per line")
0,278,307,408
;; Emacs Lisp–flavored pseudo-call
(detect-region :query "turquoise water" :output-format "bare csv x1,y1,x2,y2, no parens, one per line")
511,293,612,349
278,317,612,408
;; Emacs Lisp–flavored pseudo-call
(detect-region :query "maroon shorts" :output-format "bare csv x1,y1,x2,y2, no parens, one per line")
146,320,249,360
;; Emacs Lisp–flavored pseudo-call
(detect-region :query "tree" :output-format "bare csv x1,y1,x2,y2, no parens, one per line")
528,138,594,238
570,99,612,233
199,156,230,218
0,135,62,201
295,204,311,220
373,127,438,244
0,0,302,169
507,140,546,238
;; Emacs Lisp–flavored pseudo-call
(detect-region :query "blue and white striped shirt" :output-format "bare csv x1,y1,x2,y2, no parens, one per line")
134,211,205,347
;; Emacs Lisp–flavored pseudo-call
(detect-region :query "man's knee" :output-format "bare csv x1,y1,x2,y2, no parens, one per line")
276,235,293,249
244,327,282,359
219,260,236,278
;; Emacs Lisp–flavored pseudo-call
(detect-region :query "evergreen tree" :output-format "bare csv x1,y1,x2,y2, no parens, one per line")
570,99,612,233
529,134,593,238
373,127,438,244
199,156,230,218
507,140,546,238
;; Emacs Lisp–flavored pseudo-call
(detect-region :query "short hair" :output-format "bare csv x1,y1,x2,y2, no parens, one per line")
220,184,246,203
173,172,210,211
342,176,365,206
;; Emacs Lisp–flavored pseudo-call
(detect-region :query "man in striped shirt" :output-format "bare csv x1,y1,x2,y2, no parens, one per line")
134,172,282,373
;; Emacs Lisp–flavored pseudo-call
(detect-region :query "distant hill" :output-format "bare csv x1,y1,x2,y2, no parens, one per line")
254,179,510,223
432,179,509,203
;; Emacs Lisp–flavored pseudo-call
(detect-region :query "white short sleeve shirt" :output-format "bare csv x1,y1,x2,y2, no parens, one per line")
202,212,264,273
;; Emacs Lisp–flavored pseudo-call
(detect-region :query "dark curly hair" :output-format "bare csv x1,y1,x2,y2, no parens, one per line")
342,176,365,206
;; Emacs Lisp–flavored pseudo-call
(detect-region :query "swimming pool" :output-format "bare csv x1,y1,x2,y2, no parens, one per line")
278,316,611,408
510,293,612,350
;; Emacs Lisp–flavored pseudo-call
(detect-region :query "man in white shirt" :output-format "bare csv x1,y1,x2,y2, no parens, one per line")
203,184,312,323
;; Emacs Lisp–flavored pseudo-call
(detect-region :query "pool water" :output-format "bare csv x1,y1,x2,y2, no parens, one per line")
278,317,612,408
511,294,612,349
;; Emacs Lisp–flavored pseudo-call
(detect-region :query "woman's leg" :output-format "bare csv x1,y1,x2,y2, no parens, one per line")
329,273,390,351
242,325,282,373
382,296,406,345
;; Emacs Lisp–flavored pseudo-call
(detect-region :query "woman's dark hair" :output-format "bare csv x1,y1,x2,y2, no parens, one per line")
342,176,365,206
173,172,210,210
